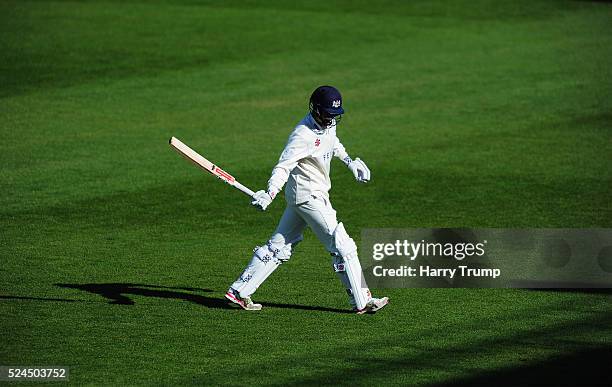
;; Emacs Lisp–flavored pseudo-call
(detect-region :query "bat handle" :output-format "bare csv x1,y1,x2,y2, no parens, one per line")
234,181,256,198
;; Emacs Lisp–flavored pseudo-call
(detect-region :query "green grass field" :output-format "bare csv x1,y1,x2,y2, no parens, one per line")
1,0,611,385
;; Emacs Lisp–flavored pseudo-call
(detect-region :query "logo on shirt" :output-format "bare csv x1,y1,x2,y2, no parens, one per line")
315,138,320,147
332,100,341,108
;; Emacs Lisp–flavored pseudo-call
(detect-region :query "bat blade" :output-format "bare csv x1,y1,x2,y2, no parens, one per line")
169,136,255,197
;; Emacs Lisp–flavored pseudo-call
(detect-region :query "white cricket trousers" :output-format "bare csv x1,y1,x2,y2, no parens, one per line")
271,194,338,253
230,193,371,309
230,194,340,297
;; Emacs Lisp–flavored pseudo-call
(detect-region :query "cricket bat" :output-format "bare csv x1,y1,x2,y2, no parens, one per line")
169,136,255,198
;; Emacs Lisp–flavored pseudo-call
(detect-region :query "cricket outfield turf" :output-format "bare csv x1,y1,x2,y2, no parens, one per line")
1,0,611,385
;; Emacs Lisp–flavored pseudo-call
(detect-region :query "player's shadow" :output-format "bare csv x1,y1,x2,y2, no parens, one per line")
55,283,350,313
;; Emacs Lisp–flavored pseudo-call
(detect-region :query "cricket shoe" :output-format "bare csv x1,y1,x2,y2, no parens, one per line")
355,297,389,314
225,288,262,311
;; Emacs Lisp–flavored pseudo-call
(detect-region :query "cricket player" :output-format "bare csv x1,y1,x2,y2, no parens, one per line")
225,86,389,314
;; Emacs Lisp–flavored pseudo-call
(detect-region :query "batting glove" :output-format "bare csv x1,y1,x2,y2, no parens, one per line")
348,158,371,183
251,190,274,211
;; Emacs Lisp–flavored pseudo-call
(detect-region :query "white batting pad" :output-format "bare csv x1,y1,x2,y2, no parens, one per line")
332,255,356,308
231,245,281,298
333,223,371,310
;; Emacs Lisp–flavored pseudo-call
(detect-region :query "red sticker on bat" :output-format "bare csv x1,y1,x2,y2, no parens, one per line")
212,165,235,183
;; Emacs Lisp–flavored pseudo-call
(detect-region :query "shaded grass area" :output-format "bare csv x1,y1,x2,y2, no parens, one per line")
435,347,611,386
1,287,610,385
1,0,611,385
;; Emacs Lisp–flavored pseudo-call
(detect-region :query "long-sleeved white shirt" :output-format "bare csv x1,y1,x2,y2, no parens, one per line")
268,113,349,204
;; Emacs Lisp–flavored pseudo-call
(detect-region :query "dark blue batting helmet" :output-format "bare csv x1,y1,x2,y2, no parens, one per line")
309,85,344,128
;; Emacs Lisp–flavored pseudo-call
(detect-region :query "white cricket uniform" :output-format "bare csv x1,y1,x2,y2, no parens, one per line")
266,113,349,252
230,113,372,309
